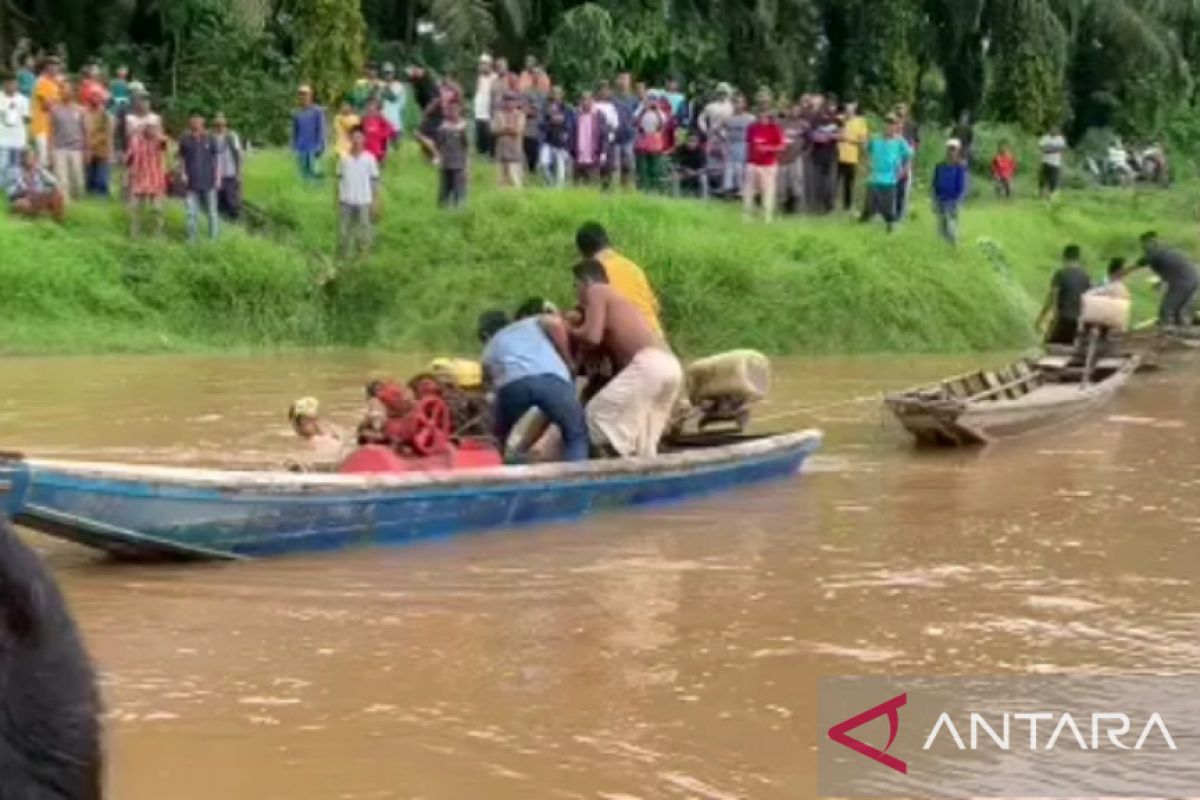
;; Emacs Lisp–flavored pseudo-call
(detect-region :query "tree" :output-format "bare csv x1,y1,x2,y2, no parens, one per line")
295,0,366,106
987,0,1069,131
926,0,987,118
1067,0,1184,138
545,4,620,91
835,0,924,110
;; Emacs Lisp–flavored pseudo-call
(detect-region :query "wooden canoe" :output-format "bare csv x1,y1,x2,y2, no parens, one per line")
0,430,822,561
884,354,1140,447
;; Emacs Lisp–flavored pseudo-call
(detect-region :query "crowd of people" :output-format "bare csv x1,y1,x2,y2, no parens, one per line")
0,51,1174,256
1,56,243,238
300,55,1141,249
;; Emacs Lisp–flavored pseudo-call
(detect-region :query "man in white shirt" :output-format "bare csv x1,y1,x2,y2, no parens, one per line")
698,82,734,138
473,54,496,156
1038,126,1067,198
0,75,30,179
336,126,380,259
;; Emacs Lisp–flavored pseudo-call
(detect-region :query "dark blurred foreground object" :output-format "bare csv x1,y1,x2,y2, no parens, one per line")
0,518,103,800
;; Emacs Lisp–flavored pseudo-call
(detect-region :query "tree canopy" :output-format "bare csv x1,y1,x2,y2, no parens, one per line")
3,0,1197,145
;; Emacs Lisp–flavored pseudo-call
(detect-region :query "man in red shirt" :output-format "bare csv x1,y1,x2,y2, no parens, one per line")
360,98,396,166
744,98,785,222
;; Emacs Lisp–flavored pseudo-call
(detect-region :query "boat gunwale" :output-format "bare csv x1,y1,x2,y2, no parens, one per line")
885,354,1139,414
11,430,823,493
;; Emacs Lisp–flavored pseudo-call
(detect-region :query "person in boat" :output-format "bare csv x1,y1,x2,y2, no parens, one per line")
568,259,683,458
357,380,391,444
287,396,350,471
1096,257,1130,299
1129,231,1199,329
1076,258,1131,356
574,222,664,337
478,303,589,463
1037,244,1091,346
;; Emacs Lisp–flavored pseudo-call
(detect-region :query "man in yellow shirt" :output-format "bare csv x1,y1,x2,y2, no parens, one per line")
575,222,664,338
31,58,63,163
333,100,361,157
837,99,868,213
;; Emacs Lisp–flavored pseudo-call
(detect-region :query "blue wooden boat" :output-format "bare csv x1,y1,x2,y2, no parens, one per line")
0,430,822,561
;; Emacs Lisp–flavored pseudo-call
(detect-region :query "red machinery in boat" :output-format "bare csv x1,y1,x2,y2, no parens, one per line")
339,375,502,474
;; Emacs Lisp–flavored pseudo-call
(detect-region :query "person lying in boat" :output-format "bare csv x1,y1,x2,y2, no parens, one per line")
287,397,351,472
568,259,684,458
1037,244,1091,346
478,301,589,463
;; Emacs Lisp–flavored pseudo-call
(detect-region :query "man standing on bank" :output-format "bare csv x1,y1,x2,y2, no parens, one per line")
1129,232,1200,329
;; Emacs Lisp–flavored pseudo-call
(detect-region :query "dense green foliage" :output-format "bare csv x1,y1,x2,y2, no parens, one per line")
0,142,1192,356
296,0,367,107
5,0,1200,146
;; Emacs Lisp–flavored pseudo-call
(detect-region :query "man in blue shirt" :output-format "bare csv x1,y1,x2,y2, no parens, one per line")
859,114,912,233
931,138,968,245
292,85,326,182
479,301,588,462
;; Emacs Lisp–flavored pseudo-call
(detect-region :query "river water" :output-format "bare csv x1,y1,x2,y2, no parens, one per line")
0,352,1197,800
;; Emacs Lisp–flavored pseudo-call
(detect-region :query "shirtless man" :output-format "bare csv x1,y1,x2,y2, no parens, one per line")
568,259,683,457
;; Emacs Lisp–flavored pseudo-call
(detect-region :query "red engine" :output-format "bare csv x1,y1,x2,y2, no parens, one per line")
341,376,502,474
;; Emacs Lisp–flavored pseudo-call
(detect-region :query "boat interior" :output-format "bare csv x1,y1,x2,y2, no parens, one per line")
900,353,1132,405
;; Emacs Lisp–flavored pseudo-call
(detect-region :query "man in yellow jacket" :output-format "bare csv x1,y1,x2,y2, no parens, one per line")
574,222,664,337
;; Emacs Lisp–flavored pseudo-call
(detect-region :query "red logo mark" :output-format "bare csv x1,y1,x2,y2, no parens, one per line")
827,692,908,774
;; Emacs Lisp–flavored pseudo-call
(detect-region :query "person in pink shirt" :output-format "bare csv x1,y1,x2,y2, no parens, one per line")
360,98,396,165
743,98,785,222
572,92,607,185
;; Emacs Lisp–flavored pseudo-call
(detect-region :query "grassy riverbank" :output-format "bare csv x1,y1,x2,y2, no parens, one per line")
0,147,1194,357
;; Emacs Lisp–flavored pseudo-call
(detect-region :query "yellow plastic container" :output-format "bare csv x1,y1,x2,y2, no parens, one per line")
426,358,483,389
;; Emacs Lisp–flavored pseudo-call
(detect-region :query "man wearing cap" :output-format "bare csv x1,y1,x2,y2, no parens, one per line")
473,54,496,156
380,63,406,146
292,85,325,182
931,138,968,245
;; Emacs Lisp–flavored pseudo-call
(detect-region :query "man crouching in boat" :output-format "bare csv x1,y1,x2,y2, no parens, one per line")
479,303,590,462
286,397,351,471
568,259,684,457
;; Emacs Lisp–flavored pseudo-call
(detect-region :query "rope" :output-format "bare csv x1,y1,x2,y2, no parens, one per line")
753,393,882,425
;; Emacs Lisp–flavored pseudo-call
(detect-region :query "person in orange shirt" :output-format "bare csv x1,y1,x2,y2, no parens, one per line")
574,222,664,338
30,57,63,163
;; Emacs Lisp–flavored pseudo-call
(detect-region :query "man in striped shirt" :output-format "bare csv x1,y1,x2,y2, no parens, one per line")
126,118,167,237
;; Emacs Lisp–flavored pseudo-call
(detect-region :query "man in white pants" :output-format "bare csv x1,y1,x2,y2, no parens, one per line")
48,84,86,203
568,259,682,458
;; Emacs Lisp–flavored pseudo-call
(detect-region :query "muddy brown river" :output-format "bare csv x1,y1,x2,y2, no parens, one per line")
0,352,1196,799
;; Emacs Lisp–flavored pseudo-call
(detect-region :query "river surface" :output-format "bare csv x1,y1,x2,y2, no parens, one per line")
0,351,1197,800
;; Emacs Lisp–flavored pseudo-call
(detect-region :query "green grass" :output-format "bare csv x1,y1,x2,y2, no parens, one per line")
0,142,1194,358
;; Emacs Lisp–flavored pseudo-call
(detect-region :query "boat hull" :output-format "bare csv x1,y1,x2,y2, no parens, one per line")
0,431,821,561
